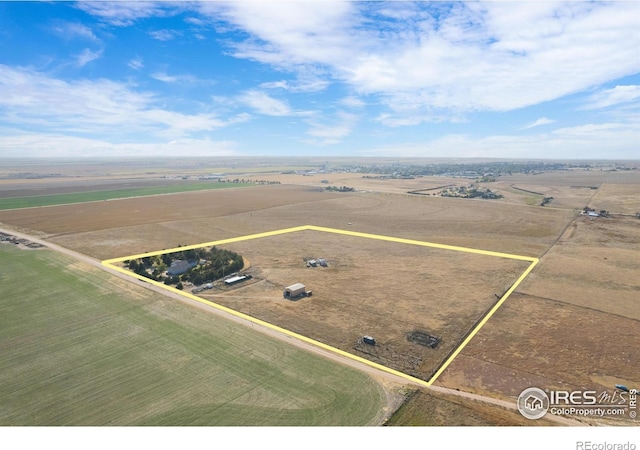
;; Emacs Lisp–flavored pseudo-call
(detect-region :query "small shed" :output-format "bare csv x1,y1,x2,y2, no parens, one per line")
283,283,307,299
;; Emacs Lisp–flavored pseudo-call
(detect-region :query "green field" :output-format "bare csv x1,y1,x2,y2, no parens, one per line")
0,182,253,210
0,245,387,425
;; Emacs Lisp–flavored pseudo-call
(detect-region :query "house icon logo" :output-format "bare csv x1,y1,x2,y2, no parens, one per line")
517,387,550,419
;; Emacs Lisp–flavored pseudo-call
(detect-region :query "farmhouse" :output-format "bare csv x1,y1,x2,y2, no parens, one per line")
167,259,197,276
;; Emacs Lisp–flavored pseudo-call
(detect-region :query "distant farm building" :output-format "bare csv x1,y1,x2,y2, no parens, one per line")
167,259,197,276
224,274,251,286
283,283,311,299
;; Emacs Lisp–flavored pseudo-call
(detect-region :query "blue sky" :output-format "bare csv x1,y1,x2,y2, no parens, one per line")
0,1,638,159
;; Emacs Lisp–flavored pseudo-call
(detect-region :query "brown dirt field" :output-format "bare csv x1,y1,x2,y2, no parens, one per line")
0,178,213,199
437,293,640,407
0,184,348,235
248,171,602,212
589,183,640,215
179,229,531,381
493,182,598,210
487,170,639,210
245,172,468,195
437,214,640,424
496,170,639,187
520,215,640,319
24,189,573,262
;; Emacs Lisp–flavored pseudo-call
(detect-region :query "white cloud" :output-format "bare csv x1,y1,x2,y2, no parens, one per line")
582,85,640,110
0,132,239,158
238,90,293,116
128,57,144,70
6,1,639,159
75,1,185,27
149,29,180,41
359,121,639,159
75,48,103,67
151,72,215,86
151,72,179,83
49,21,99,42
304,111,358,145
259,80,290,90
550,122,625,138
200,1,640,123
259,76,328,93
520,117,555,130
199,2,357,65
73,1,640,124
340,96,366,108
184,17,206,27
375,113,425,127
359,3,639,114
0,65,244,140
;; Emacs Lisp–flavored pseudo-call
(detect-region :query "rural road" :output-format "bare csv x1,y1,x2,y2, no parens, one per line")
0,224,582,426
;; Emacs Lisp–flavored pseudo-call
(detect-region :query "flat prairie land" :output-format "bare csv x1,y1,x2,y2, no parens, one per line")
0,181,253,210
437,214,640,424
0,245,389,426
496,170,637,187
2,161,639,426
186,229,532,381
244,172,465,195
493,182,597,209
521,215,640,319
0,184,348,236
0,178,238,199
589,183,640,215
0,185,573,261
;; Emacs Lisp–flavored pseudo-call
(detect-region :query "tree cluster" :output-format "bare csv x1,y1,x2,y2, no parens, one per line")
126,246,244,286
439,184,503,199
222,178,281,185
541,196,554,206
180,247,243,286
325,185,355,192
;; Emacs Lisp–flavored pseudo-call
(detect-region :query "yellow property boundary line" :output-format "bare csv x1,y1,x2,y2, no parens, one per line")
102,225,538,388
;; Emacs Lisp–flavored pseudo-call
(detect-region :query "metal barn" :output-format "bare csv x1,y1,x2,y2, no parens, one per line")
283,283,307,299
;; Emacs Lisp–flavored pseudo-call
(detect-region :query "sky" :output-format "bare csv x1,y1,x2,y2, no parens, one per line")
0,1,638,159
